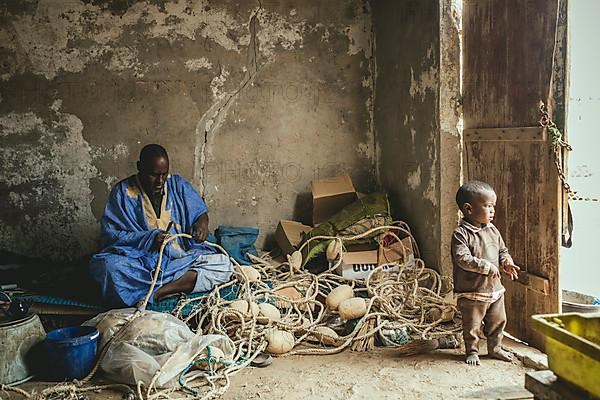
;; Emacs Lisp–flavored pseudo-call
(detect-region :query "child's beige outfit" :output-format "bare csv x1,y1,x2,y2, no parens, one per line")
451,219,514,356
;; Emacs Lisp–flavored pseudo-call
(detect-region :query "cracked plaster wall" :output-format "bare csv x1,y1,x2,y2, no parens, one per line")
0,0,376,261
373,0,443,270
439,0,462,277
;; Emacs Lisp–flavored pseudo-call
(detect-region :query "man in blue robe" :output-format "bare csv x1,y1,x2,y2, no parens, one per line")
89,144,233,306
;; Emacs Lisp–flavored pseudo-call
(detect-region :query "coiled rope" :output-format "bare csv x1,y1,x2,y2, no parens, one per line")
6,224,460,400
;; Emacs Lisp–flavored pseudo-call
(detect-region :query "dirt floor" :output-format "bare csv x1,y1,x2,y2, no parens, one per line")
223,348,533,400
14,345,533,400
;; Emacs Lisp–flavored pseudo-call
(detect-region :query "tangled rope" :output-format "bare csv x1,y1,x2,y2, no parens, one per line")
136,224,461,398
0,383,134,400
6,224,461,400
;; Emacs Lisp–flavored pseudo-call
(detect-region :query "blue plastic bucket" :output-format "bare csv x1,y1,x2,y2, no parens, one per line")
44,325,99,381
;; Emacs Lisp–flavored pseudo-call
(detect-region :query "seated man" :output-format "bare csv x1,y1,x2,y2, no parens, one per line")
89,144,233,306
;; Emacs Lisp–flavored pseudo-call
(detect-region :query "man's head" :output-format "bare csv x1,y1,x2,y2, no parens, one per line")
456,181,497,225
137,144,169,196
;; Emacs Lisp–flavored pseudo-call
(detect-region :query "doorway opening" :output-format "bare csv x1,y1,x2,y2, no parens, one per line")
560,0,600,303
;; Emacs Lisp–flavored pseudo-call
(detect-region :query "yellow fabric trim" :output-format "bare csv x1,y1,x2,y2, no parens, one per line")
126,183,140,199
135,175,172,230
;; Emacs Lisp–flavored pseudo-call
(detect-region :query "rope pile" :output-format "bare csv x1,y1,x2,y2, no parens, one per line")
4,224,461,400
141,224,461,398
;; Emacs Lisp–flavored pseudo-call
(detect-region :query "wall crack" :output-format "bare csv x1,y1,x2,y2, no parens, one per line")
194,3,264,196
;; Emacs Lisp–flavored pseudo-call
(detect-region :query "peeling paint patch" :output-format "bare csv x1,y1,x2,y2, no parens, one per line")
407,165,422,189
50,99,62,112
424,172,438,206
362,76,371,88
343,2,372,57
406,163,437,206
211,68,230,100
424,191,438,208
0,112,44,136
0,109,98,260
8,192,26,209
91,143,130,162
107,47,146,78
254,8,305,58
408,44,439,102
357,142,373,160
185,57,213,71
2,0,256,80
102,176,119,189
111,143,129,160
409,65,438,102
410,128,417,144
424,140,439,207
142,2,242,48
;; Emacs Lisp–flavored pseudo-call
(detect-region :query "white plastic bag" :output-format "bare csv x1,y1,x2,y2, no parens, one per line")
84,308,234,387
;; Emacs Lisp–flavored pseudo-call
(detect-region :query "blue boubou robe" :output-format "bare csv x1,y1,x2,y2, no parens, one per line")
89,174,222,306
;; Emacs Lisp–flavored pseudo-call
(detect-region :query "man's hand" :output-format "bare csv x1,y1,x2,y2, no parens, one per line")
192,224,208,242
153,231,168,249
501,259,520,281
192,213,209,242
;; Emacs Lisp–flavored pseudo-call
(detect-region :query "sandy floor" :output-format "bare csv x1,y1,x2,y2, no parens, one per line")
15,346,533,400
223,348,532,400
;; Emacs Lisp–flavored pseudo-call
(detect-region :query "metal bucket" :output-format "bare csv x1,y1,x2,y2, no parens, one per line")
0,314,46,384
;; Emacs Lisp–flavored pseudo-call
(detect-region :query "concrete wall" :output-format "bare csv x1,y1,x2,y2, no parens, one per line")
0,0,377,261
438,0,462,277
373,0,443,269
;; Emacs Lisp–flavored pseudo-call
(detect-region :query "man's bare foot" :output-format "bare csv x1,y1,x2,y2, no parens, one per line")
153,270,197,303
489,349,513,362
466,353,480,365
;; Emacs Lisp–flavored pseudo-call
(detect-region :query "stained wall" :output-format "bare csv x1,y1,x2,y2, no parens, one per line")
0,0,376,260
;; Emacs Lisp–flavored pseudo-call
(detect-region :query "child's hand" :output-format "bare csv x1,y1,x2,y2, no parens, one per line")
501,260,520,281
489,264,501,279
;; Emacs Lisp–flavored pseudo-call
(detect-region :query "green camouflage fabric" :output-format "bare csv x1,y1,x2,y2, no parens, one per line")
300,192,392,266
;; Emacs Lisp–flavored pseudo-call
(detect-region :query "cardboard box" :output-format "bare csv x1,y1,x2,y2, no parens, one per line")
336,237,415,280
337,250,384,280
311,174,358,225
345,242,379,252
378,236,415,266
275,220,312,255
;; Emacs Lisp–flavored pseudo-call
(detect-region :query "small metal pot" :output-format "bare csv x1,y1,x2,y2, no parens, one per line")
0,313,46,384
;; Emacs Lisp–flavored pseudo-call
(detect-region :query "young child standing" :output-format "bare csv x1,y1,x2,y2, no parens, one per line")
451,181,520,365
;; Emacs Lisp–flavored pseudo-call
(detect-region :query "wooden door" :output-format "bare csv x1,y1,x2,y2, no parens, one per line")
462,0,562,349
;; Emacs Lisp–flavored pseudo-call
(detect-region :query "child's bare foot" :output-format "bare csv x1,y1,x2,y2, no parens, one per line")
466,353,480,365
489,349,513,362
